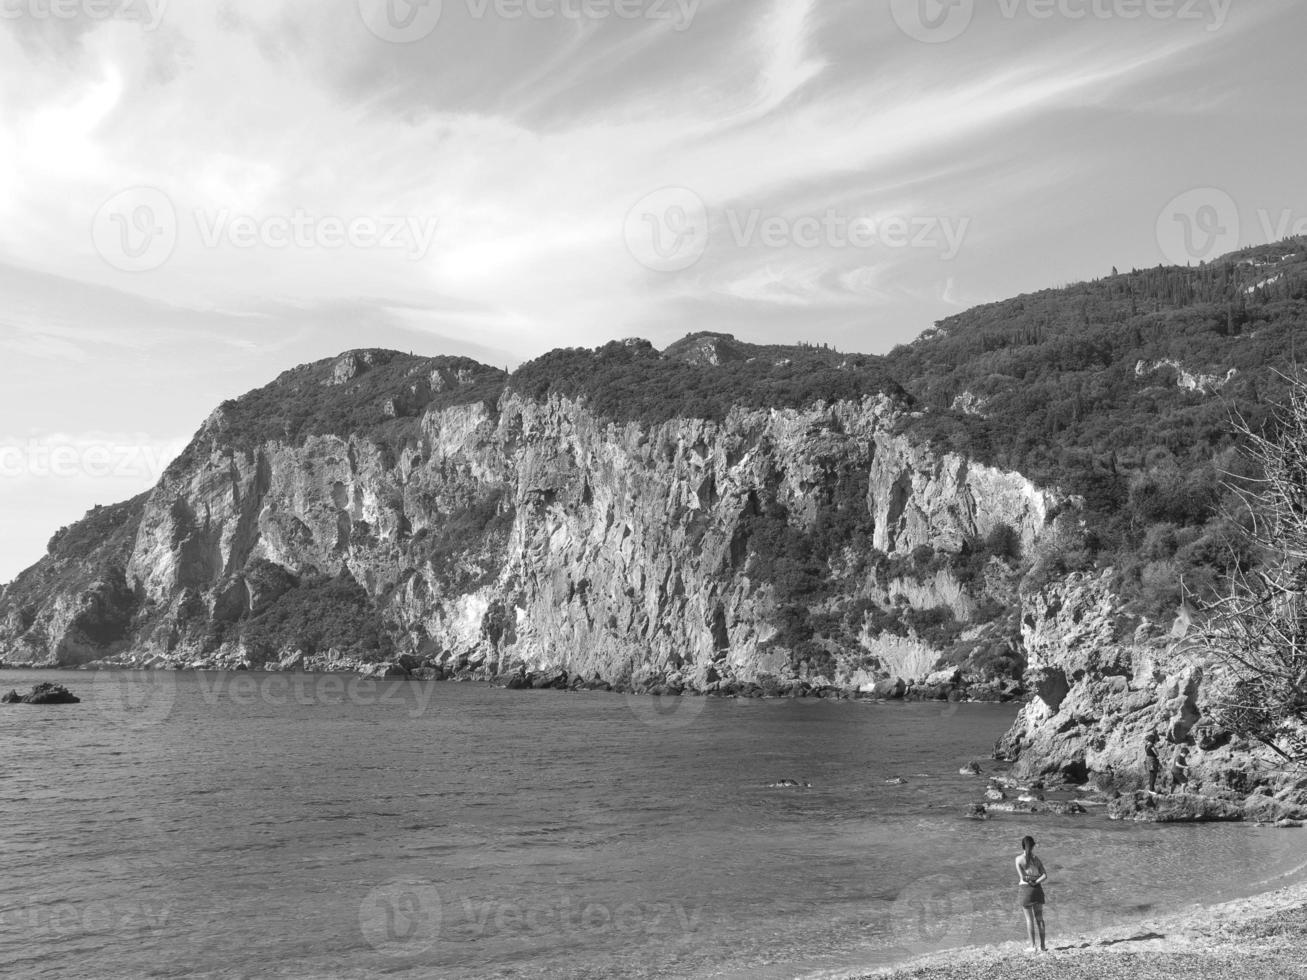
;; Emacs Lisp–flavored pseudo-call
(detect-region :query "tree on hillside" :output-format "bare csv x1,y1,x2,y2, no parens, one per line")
1192,375,1307,768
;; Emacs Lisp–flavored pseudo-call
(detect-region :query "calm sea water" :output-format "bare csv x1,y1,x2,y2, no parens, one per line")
2,669,1305,980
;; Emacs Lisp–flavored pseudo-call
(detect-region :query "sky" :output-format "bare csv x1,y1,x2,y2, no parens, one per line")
1,0,1305,582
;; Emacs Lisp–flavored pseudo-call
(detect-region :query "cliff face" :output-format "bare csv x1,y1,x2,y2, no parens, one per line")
0,351,1053,695
997,570,1304,807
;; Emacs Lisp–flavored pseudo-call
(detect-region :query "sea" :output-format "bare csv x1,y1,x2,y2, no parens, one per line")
2,669,1305,979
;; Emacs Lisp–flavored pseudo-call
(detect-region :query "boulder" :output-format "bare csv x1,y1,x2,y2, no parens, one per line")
530,668,568,690
873,677,906,700
3,683,81,705
959,762,983,776
364,663,408,679
926,667,963,688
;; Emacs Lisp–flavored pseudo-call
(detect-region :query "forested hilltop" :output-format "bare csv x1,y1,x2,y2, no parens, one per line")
889,239,1307,620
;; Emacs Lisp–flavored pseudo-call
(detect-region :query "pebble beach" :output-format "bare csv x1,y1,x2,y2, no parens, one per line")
858,876,1307,980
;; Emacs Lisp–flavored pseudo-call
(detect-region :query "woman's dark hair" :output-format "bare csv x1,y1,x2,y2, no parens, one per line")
1021,836,1036,853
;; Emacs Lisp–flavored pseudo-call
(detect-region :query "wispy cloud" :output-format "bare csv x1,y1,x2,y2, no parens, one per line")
0,0,1304,580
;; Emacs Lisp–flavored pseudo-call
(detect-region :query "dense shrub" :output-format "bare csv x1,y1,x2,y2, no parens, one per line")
238,569,394,663
508,336,907,426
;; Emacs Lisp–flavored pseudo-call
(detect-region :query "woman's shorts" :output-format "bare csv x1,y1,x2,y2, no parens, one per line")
1019,884,1046,909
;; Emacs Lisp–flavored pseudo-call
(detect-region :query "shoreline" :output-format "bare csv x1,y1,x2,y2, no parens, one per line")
854,867,1307,979
0,662,1022,705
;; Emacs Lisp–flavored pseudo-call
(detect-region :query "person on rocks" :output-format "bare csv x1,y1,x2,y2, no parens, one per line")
1015,835,1049,954
1170,746,1191,795
1144,733,1162,793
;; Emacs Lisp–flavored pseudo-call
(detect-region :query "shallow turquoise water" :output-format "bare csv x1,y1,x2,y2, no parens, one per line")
0,670,1303,979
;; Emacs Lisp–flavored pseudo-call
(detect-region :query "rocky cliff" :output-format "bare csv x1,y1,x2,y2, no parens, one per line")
0,343,1051,700
997,570,1307,812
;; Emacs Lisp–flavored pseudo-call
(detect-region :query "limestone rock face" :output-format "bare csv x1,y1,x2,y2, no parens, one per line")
997,570,1297,802
0,357,1053,694
867,431,1059,556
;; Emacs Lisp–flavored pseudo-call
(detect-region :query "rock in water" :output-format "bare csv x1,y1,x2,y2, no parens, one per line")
2,683,81,705
1107,790,1243,823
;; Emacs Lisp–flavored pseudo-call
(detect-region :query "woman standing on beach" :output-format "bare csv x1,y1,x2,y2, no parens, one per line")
1016,836,1048,953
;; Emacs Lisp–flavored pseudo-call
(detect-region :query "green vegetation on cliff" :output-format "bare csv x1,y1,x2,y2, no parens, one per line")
167,350,507,474
887,240,1307,617
509,337,907,426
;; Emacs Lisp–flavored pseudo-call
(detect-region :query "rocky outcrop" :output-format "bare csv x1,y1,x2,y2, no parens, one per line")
868,431,1060,557
0,352,1053,697
996,570,1304,806
2,683,81,705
